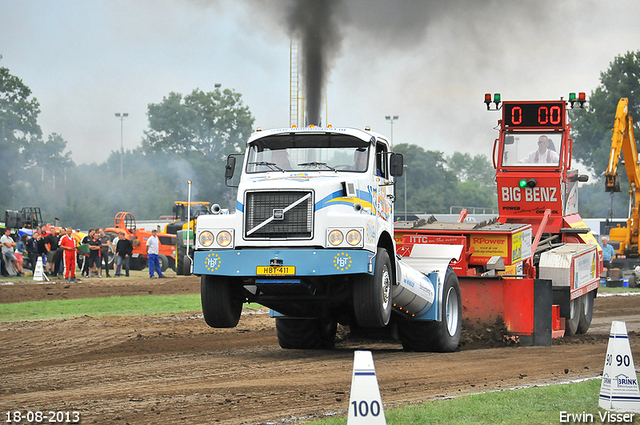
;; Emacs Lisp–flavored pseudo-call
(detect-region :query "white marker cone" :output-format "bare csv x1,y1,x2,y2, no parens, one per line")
599,321,640,412
347,350,386,425
33,256,48,282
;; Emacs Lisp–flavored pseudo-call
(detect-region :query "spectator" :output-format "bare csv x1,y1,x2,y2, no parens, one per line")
88,232,102,277
80,229,94,277
115,231,133,277
112,232,120,274
44,228,60,276
601,236,615,269
98,228,112,278
26,230,41,274
146,229,166,279
2,228,22,276
52,229,64,277
36,230,48,272
15,233,27,275
59,227,77,283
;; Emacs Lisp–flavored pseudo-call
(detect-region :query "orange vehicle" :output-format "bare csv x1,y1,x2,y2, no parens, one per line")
105,212,177,272
395,93,601,345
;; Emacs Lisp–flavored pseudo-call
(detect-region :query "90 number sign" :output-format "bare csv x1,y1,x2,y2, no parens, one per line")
503,102,565,128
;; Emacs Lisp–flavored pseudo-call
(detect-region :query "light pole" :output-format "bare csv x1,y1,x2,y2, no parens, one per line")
403,164,408,221
385,115,399,144
115,112,128,179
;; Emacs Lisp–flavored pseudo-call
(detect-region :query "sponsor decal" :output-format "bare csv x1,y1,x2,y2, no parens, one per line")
501,186,558,202
366,220,376,243
204,253,221,272
333,252,353,271
471,234,508,257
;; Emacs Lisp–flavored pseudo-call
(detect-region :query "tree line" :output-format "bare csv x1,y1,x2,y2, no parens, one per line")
2,51,639,229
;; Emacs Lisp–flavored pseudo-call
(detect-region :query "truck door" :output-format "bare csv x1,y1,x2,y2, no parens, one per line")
375,142,393,224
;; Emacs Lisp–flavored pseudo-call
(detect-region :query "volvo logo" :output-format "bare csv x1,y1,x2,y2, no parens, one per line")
273,209,285,220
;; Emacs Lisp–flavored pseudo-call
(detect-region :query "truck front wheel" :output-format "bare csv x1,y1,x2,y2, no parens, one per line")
201,275,243,328
398,267,462,352
275,317,337,349
353,248,392,328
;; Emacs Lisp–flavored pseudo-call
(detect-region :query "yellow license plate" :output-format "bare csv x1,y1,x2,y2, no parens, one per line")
256,266,296,276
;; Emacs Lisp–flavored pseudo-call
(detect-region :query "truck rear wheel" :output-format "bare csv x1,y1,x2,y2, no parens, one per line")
398,267,462,352
577,291,595,334
564,296,581,336
275,317,337,349
201,275,242,328
353,248,392,328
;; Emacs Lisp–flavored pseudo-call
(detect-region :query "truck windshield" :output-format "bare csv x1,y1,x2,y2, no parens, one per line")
501,132,562,167
246,133,370,173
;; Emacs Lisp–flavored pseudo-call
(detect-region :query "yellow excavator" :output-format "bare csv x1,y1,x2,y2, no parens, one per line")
605,98,640,271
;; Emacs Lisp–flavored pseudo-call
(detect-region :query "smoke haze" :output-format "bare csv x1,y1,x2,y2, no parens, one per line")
0,0,637,166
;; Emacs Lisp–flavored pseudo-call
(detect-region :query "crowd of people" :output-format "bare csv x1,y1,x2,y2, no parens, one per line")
1,224,134,283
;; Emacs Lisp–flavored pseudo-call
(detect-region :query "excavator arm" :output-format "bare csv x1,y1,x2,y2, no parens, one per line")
606,98,640,255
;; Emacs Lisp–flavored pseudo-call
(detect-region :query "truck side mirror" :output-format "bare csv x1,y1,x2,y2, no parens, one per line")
389,153,404,177
225,156,236,181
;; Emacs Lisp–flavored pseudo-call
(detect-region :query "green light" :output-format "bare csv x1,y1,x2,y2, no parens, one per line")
493,93,501,102
569,92,576,101
519,179,527,188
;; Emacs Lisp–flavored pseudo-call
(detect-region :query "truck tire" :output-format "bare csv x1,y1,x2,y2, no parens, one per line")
565,296,582,336
275,317,337,349
158,254,169,272
398,267,462,352
201,275,242,328
176,245,186,276
577,291,595,334
353,248,393,328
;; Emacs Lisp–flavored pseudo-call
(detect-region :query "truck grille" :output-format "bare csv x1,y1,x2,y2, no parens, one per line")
245,191,313,239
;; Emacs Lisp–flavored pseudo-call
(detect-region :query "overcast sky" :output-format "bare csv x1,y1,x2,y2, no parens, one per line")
1,0,639,166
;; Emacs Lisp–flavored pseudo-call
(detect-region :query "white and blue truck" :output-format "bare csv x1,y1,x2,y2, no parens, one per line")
193,126,463,351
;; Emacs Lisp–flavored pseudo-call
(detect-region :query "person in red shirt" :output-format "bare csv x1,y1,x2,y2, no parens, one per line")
59,227,78,282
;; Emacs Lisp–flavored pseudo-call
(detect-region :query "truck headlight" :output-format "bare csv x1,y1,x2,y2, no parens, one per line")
216,230,232,247
199,231,214,247
346,229,362,246
328,230,343,246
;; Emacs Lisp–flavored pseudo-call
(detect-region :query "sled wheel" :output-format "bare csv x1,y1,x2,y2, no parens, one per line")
564,296,582,336
577,291,595,334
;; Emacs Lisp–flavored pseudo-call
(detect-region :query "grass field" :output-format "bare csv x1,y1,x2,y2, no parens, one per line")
301,378,637,425
1,285,636,424
0,294,202,321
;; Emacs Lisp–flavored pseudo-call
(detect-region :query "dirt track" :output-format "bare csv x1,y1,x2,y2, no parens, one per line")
1,277,640,424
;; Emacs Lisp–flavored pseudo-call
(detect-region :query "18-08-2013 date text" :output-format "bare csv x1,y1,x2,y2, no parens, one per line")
6,411,80,423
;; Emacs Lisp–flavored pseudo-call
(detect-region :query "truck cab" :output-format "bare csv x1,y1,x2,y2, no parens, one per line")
193,126,463,351
494,100,588,235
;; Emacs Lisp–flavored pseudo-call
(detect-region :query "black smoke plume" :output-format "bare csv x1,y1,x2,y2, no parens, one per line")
287,0,344,126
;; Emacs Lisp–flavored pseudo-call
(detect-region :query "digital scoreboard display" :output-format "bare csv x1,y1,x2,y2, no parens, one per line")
503,102,565,128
